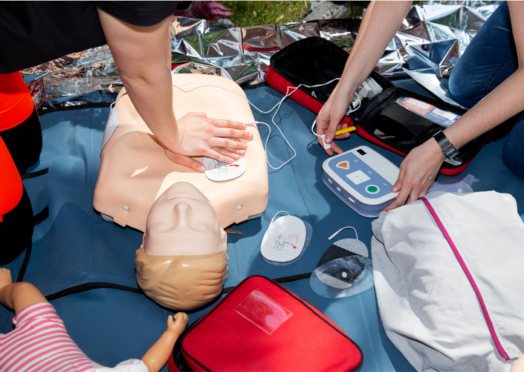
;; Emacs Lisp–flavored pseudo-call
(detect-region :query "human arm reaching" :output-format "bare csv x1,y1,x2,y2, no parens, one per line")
97,9,252,172
315,1,412,155
385,1,524,210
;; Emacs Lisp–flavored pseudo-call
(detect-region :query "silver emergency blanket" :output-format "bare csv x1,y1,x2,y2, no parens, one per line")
22,2,499,108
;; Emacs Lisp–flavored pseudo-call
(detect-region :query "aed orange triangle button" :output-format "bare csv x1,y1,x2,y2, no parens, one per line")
336,161,349,169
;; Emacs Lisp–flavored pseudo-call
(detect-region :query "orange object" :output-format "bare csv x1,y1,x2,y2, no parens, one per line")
0,136,23,222
336,161,349,169
0,72,34,132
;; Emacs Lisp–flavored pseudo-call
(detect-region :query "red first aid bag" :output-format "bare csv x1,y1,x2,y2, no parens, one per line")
169,276,363,371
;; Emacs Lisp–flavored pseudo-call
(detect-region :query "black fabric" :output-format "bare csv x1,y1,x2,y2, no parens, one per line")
270,37,393,104
0,1,177,74
0,107,42,172
0,188,33,265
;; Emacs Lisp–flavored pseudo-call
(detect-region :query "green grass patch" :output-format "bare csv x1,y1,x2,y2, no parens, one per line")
219,1,312,27
218,1,369,28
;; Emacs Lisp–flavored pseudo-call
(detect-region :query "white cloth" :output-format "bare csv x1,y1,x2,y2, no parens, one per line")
93,359,148,372
371,191,524,371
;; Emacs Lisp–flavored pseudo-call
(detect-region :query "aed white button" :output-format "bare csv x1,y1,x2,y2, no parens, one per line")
346,170,370,185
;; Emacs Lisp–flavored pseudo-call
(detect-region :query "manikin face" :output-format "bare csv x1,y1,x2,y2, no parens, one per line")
144,182,225,256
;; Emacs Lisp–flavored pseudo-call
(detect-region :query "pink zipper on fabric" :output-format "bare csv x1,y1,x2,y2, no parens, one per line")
420,197,510,361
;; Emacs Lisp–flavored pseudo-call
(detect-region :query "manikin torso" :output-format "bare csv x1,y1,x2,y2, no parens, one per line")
93,74,268,232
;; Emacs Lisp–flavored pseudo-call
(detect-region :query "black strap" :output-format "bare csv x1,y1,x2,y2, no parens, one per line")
222,273,312,293
16,243,32,283
15,207,50,283
33,206,49,225
44,272,313,301
21,167,49,180
46,282,144,301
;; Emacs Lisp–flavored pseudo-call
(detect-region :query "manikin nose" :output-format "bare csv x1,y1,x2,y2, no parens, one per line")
173,202,193,227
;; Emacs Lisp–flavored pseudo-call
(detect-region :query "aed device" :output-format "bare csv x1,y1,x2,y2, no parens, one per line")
322,146,399,218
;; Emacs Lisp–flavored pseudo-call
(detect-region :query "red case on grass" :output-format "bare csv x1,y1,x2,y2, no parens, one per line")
265,37,490,176
169,276,363,372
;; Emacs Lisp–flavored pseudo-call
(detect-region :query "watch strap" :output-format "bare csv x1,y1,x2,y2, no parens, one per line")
434,131,459,159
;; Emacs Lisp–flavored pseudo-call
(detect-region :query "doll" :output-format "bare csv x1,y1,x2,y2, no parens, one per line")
135,182,228,311
0,268,187,372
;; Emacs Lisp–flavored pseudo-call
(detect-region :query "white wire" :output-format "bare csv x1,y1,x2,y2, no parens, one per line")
328,226,358,241
243,120,296,170
270,211,290,224
168,80,359,170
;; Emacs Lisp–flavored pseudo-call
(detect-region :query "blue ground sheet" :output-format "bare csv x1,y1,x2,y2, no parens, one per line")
2,79,523,371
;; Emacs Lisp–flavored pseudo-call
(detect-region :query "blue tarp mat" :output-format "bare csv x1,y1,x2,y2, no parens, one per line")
2,81,523,371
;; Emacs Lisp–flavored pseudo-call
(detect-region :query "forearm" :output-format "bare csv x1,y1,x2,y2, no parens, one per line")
120,66,179,150
97,9,179,150
444,68,524,148
141,330,179,372
338,1,412,95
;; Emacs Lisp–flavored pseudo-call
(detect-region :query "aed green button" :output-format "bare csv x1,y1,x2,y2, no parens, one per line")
366,185,379,194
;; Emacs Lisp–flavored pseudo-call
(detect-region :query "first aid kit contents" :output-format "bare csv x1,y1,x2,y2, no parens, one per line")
395,97,460,128
260,211,312,266
322,146,399,217
169,276,363,372
311,227,374,299
267,37,491,176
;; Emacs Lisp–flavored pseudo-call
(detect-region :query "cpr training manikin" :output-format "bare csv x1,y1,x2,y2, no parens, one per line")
135,182,229,311
93,74,269,231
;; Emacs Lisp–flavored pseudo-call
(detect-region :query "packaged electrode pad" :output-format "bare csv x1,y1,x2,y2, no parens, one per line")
396,97,460,128
356,77,383,99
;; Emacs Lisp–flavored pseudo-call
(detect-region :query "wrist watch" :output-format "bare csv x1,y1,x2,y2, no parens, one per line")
433,130,459,159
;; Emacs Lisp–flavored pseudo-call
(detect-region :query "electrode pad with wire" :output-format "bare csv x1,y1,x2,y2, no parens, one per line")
260,211,312,266
171,79,361,170
310,226,373,298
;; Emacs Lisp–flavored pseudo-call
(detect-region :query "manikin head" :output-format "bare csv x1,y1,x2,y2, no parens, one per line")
135,182,228,310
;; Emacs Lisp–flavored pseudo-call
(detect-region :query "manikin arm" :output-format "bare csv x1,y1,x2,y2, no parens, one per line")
96,9,252,172
141,313,189,372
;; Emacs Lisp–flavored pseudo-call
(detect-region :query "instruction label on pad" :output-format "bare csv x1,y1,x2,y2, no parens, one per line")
203,156,246,182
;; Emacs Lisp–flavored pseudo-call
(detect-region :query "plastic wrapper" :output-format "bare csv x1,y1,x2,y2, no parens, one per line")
311,257,374,298
311,235,374,299
235,289,293,335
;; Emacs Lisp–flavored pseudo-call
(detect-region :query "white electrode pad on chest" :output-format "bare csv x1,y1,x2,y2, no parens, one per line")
203,156,246,182
261,213,311,265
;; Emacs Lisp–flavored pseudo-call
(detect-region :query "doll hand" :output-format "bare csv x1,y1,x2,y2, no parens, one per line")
316,87,354,156
167,313,188,337
165,112,252,172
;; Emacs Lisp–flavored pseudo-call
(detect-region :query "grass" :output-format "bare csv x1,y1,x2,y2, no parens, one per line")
216,2,428,28
219,1,311,27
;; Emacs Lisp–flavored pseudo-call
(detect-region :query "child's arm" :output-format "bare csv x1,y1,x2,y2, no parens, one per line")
0,268,47,314
141,313,189,372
